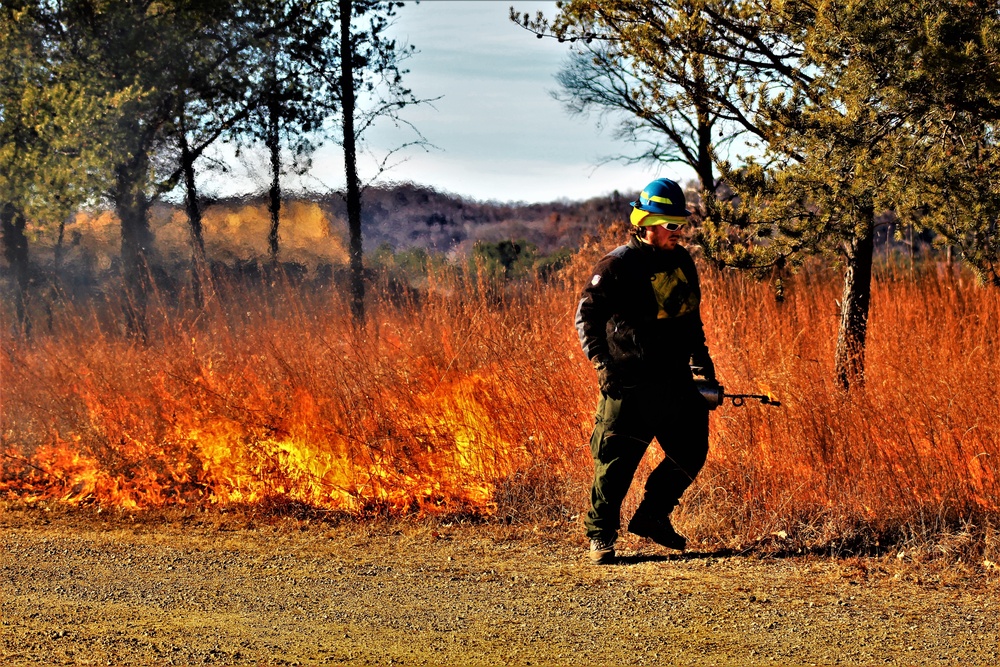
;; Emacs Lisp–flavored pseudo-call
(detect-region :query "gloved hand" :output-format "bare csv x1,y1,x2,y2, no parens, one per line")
691,352,717,383
593,356,623,399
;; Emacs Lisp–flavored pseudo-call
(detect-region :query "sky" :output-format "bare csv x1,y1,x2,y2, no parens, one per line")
210,0,693,205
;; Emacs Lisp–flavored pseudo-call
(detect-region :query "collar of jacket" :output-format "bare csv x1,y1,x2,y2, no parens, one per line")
628,236,681,255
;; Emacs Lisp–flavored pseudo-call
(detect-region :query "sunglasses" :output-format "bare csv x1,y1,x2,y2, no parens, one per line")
661,221,686,231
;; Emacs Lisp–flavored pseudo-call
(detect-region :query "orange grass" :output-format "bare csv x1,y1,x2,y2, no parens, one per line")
2,232,998,551
684,262,999,550
0,267,593,518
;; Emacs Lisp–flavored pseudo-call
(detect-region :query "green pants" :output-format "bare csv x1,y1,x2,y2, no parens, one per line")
585,383,709,540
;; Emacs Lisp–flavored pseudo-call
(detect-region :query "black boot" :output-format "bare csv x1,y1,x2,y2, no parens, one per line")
628,509,687,551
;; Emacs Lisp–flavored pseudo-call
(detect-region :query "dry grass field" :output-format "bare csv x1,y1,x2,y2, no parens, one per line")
3,214,999,666
1,218,998,564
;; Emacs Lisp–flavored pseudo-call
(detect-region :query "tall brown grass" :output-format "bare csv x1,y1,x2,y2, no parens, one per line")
2,224,998,557
686,261,999,555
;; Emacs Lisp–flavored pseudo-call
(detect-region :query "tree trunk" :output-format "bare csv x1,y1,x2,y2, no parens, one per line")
114,155,153,342
46,217,68,333
54,216,66,272
1,202,31,336
340,0,365,325
267,88,282,268
695,115,714,196
181,133,208,308
834,215,876,390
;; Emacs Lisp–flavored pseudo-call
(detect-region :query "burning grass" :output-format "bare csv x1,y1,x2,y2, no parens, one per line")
1,265,592,519
2,231,998,559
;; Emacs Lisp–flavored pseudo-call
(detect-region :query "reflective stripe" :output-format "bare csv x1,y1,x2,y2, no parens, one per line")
641,190,673,205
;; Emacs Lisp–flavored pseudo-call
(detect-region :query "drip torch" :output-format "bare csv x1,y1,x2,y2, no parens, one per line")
692,367,781,410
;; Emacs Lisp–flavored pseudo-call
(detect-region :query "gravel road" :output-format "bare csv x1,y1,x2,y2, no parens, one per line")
2,508,997,666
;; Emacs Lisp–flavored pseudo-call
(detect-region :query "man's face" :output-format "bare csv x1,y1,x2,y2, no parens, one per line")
643,223,685,250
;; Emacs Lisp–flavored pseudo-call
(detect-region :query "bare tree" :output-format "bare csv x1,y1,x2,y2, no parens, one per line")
328,0,428,325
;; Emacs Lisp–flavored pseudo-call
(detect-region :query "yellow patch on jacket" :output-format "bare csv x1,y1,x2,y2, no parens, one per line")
651,269,699,318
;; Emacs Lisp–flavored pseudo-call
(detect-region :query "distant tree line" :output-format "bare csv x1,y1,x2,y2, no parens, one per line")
1,0,423,336
515,0,1000,389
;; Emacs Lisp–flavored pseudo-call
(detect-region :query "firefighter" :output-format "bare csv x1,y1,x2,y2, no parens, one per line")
575,177,717,565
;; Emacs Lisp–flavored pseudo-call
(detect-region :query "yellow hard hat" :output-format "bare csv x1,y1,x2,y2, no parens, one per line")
629,209,690,228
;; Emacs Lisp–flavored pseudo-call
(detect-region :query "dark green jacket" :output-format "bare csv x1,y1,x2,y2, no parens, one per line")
575,237,713,386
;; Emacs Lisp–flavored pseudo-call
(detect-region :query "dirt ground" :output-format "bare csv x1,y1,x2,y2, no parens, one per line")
2,507,998,666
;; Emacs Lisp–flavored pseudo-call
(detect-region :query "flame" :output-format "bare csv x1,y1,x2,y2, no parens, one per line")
1,364,515,514
6,254,997,527
3,438,163,509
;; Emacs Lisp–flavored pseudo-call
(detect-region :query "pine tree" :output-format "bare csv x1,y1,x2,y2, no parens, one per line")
882,0,1000,286
702,0,1000,387
513,0,748,209
0,1,117,335
45,0,253,338
540,0,1000,389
